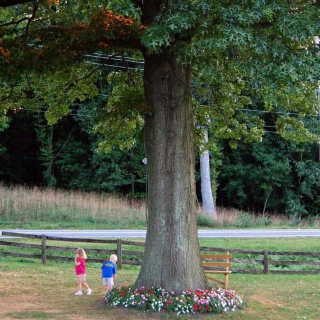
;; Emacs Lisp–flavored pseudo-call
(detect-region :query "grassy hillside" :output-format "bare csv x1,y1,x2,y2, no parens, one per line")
1,184,319,229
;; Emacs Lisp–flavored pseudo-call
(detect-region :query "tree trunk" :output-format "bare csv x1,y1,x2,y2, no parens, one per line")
317,88,320,162
134,50,209,292
200,126,217,219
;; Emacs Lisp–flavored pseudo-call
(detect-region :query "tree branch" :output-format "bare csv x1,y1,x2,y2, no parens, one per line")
64,63,106,91
25,0,38,34
52,125,75,162
1,10,145,78
0,0,33,7
0,17,28,28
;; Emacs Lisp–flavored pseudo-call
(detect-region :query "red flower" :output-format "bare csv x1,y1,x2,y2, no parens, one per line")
168,300,173,304
193,304,199,311
206,306,210,311
121,291,125,297
149,290,155,294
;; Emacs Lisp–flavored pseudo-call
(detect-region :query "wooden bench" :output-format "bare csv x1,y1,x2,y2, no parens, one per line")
201,252,232,289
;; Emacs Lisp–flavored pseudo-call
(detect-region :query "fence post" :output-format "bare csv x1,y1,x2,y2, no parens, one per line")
263,250,269,274
41,234,47,264
117,239,122,269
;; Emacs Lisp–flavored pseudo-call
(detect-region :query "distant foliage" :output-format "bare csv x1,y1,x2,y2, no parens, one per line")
218,133,320,217
1,107,320,216
0,106,146,195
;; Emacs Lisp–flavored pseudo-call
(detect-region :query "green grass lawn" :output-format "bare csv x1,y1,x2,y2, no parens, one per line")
0,259,319,320
1,215,319,230
2,237,320,254
1,237,319,275
0,238,319,319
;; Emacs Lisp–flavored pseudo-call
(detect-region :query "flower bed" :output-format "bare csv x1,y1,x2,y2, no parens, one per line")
105,285,243,315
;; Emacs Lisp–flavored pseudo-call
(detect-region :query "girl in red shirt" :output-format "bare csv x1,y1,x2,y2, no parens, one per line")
74,248,92,296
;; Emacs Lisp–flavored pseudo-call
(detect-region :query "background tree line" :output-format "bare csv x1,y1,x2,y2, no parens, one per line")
1,100,320,219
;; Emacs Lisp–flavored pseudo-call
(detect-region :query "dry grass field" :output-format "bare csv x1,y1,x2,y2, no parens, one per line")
1,184,318,229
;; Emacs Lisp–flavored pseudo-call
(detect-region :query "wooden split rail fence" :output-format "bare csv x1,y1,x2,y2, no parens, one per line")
0,231,320,275
0,231,144,269
200,245,320,275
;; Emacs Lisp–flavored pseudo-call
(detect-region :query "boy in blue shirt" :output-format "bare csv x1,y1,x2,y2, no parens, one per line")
101,254,117,292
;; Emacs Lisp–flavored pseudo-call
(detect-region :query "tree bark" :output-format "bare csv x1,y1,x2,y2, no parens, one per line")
134,50,209,292
200,126,217,219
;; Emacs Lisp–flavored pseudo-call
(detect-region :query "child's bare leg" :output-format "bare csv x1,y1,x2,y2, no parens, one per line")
105,285,112,292
82,281,89,290
77,279,82,292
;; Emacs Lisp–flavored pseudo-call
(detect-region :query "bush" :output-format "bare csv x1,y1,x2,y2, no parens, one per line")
197,213,217,227
235,211,253,228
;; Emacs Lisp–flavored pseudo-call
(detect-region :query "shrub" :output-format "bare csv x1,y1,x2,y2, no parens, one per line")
197,213,217,227
236,211,253,228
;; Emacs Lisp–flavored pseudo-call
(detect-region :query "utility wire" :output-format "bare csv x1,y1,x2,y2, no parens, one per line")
5,55,320,120
85,61,140,70
8,85,320,120
13,109,320,135
12,106,320,122
6,53,318,119
85,54,144,64
237,108,320,118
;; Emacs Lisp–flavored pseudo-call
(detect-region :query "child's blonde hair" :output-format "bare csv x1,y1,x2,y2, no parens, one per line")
75,248,87,260
110,254,118,262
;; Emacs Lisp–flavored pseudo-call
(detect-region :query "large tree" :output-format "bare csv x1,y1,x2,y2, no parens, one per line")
1,0,319,292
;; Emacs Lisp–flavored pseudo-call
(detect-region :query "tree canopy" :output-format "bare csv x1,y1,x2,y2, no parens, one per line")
1,1,319,136
1,0,320,292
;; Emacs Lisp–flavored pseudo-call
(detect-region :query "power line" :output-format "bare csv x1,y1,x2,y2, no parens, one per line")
85,54,144,64
5,53,319,119
5,52,320,120
8,87,320,120
237,108,320,118
12,108,320,135
85,61,140,70
84,53,144,71
12,106,320,123
13,108,92,117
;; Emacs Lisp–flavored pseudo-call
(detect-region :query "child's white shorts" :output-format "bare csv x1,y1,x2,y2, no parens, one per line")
103,277,114,286
76,274,86,282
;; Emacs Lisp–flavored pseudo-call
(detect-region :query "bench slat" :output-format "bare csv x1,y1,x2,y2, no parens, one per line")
201,254,232,259
205,270,232,274
203,262,232,267
206,275,226,285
